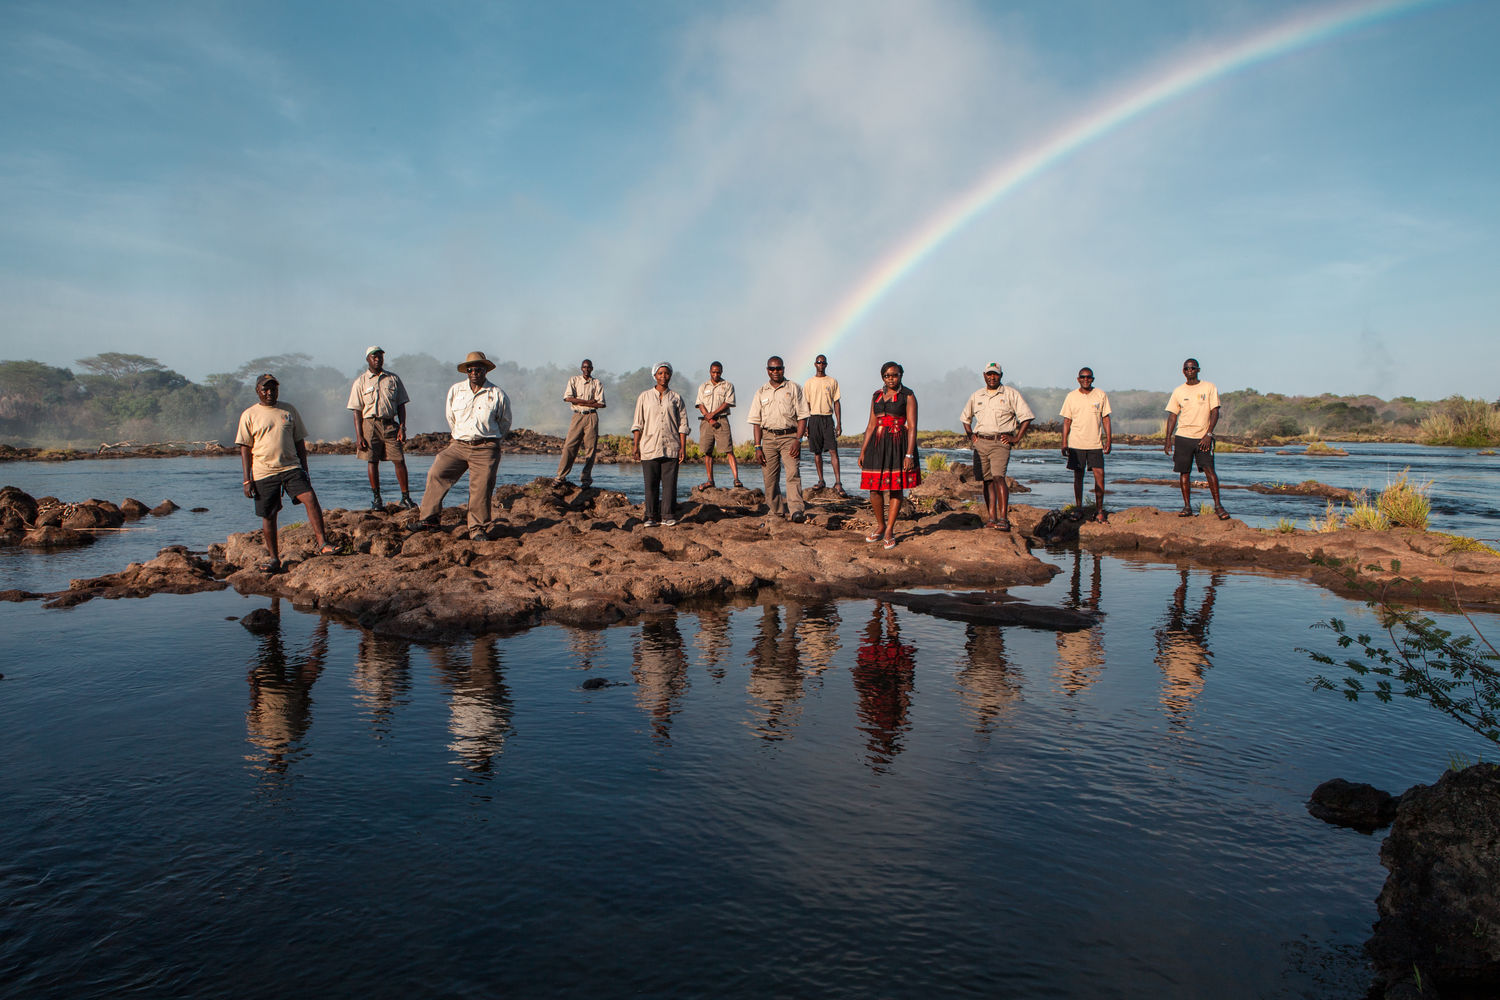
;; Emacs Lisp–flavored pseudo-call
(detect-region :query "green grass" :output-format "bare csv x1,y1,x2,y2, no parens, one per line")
1434,533,1500,557
1307,501,1344,533
1274,517,1297,533
926,452,950,472
1303,441,1348,456
1376,469,1431,530
1419,396,1500,447
1343,501,1390,531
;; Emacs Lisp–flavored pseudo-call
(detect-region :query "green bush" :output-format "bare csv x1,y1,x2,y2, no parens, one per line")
1376,469,1431,530
1419,396,1500,447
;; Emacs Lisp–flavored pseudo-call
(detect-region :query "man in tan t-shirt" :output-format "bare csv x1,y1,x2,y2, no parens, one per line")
1163,357,1228,519
236,373,333,572
1059,366,1112,523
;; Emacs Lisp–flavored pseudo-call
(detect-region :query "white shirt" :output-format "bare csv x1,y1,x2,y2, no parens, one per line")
563,375,606,414
446,379,512,441
632,387,690,459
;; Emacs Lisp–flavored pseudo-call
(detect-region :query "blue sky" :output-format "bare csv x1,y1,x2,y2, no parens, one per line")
2,0,1496,398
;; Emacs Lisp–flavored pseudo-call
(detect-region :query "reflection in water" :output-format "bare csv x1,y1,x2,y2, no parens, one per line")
351,631,413,738
852,602,917,772
245,601,328,782
746,604,806,741
1154,569,1222,730
430,637,514,777
564,626,606,674
692,604,732,678
633,615,689,742
795,600,842,676
1055,549,1106,697
955,625,1024,733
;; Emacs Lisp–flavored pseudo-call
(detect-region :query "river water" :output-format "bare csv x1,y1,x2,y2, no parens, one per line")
1,447,1496,998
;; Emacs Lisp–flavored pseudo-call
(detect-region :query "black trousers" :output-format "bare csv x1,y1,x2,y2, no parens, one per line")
642,456,679,521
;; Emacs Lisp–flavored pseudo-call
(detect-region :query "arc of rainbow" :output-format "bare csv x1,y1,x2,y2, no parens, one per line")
801,0,1443,359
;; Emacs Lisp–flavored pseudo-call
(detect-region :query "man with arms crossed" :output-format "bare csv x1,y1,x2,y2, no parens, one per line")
347,346,415,510
1163,357,1229,519
237,373,334,573
747,355,810,523
694,361,741,489
411,351,512,539
1060,366,1112,523
804,353,845,495
961,362,1033,532
555,358,605,488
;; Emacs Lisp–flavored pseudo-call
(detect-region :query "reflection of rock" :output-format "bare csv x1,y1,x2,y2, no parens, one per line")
1368,764,1500,998
1306,777,1399,832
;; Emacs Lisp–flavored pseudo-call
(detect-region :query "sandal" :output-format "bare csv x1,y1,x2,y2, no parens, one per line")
257,558,282,574
815,480,827,490
1214,506,1231,521
732,479,743,488
833,484,848,497
1178,506,1195,517
1094,511,1108,523
318,543,338,555
1067,509,1085,522
865,532,883,543
883,537,897,550
699,482,715,490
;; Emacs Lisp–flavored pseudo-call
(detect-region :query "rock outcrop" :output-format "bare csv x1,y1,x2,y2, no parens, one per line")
1307,777,1400,832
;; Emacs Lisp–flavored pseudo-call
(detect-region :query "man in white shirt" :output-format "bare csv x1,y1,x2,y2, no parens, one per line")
747,355,810,522
632,361,691,526
1059,366,1113,523
555,358,606,488
412,351,512,539
960,362,1033,531
1163,357,1228,519
346,345,415,510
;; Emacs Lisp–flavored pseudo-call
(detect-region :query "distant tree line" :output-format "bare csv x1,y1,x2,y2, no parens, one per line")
1,353,1492,447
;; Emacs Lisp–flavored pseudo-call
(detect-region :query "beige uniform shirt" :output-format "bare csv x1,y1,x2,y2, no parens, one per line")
632,388,690,459
346,370,410,419
1165,380,1221,439
1060,388,1112,450
446,379,512,441
695,379,736,417
236,403,307,479
961,385,1034,435
746,381,810,429
564,375,606,414
803,375,840,416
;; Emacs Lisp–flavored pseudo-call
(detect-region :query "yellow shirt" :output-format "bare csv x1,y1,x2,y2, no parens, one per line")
803,375,841,416
235,403,307,479
1165,380,1221,439
1060,388,1112,450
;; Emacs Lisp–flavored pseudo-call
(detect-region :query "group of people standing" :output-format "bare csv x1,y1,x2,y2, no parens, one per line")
233,346,1226,570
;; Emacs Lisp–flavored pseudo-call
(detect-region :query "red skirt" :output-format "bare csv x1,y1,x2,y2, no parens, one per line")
860,415,921,491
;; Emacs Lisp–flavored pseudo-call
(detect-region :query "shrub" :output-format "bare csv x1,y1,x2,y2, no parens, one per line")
1274,517,1297,534
1304,441,1348,456
1376,469,1431,530
1419,396,1500,447
1343,500,1390,531
926,453,949,472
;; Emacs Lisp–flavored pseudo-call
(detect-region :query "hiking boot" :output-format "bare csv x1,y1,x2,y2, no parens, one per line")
370,493,384,511
397,494,416,509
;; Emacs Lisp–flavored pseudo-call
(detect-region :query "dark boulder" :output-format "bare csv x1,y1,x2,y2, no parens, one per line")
149,500,179,516
121,497,150,518
1307,777,1399,832
1369,763,1500,998
62,502,125,530
240,608,279,634
21,525,94,548
0,486,39,524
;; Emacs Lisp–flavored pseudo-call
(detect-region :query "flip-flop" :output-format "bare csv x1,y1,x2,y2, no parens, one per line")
318,543,338,555
994,518,1011,532
257,559,281,573
865,533,883,543
732,479,743,488
1214,506,1231,521
883,537,897,550
1178,506,1195,517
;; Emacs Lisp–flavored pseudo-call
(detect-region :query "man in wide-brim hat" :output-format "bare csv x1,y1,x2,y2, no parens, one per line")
410,351,511,539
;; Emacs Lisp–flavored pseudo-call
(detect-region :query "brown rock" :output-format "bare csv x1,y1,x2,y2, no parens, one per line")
120,498,150,518
0,486,39,524
1307,777,1399,832
22,525,94,548
149,500,180,516
62,502,125,530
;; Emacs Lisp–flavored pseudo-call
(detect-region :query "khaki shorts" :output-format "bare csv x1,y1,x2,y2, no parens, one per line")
359,417,404,463
971,436,1012,481
698,417,733,455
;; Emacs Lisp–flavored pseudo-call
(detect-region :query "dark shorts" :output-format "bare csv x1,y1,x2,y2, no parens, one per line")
1172,436,1216,474
252,468,313,518
358,417,404,463
1066,448,1105,471
806,414,837,454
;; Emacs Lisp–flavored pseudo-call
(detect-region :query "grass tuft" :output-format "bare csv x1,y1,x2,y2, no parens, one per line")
926,452,950,472
1376,469,1431,530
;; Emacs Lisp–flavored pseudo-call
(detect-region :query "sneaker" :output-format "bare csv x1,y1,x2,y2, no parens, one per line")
790,511,806,523
642,519,659,528
397,495,416,509
370,494,384,510
661,518,677,526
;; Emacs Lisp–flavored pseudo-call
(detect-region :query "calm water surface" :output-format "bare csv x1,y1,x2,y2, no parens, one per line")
1,450,1497,998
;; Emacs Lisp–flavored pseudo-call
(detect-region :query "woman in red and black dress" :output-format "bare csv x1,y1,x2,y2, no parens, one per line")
857,361,920,549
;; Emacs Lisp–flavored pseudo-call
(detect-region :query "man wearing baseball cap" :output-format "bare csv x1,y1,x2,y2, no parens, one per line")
346,345,415,510
960,362,1033,532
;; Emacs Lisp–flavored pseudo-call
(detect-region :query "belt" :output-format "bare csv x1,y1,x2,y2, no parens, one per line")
457,437,500,444
368,415,398,424
974,433,1008,441
763,427,796,434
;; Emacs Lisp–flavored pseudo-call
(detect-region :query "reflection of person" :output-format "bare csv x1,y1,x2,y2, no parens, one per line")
694,361,741,489
555,358,606,489
803,354,845,495
346,346,415,510
1054,549,1105,696
852,602,917,772
746,604,806,740
245,605,328,780
351,631,413,736
961,362,1032,532
858,361,920,549
631,361,691,527
748,355,810,521
1059,367,1112,523
236,373,334,573
431,636,513,776
795,600,842,675
1153,568,1221,729
633,615,689,742
692,604,732,677
1163,357,1228,519
412,351,512,539
955,625,1023,733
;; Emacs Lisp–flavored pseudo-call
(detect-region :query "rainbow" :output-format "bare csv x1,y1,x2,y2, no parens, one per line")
800,0,1445,360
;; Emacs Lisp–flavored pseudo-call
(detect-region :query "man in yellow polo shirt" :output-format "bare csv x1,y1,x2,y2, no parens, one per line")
236,373,334,573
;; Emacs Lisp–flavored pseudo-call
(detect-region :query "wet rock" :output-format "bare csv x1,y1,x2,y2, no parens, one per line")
1307,778,1399,832
150,499,180,516
34,506,64,527
0,486,39,524
1369,764,1500,998
190,507,209,513
62,502,125,530
43,545,225,608
580,676,622,690
22,525,94,548
239,607,280,634
120,498,150,518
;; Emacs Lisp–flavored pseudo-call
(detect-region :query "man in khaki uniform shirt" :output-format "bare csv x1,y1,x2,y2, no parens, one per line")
747,355,810,521
960,362,1033,531
695,361,741,489
411,351,512,539
1060,366,1112,522
346,345,414,510
555,358,605,488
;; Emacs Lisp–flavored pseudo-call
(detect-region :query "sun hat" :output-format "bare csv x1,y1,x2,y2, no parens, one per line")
458,351,496,374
